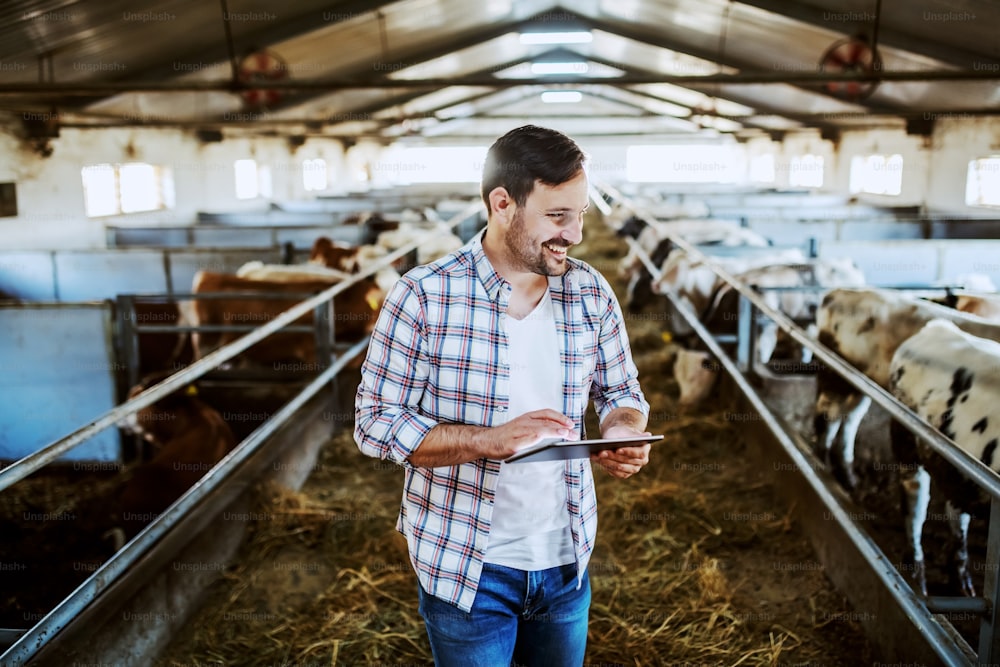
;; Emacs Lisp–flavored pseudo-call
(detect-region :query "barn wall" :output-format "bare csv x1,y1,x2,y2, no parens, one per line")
925,116,1000,216
835,128,931,207
0,126,361,251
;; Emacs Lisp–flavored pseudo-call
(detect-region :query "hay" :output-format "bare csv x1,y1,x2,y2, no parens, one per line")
157,210,875,666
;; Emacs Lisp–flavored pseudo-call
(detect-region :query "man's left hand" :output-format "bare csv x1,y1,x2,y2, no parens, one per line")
591,425,651,479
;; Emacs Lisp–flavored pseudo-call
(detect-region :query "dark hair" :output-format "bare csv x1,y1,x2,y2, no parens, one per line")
480,125,587,212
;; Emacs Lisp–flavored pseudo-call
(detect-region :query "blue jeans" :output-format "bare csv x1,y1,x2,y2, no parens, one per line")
417,562,590,667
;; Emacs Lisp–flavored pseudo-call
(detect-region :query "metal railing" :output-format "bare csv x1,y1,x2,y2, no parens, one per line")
0,200,485,665
593,181,1000,666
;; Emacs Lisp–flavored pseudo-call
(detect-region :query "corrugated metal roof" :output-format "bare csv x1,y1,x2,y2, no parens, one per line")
0,0,996,142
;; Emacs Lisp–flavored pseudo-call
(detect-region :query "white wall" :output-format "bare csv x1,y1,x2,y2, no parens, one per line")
834,128,930,207
0,124,360,250
924,117,1000,216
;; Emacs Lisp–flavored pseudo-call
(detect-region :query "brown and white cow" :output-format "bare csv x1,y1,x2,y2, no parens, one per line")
932,289,1000,321
814,288,1000,491
889,319,1000,597
185,270,384,367
115,376,237,541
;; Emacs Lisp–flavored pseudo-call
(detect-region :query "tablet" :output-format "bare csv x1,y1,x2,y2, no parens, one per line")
503,434,663,464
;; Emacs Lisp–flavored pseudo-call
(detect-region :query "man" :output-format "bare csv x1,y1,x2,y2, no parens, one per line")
355,125,650,666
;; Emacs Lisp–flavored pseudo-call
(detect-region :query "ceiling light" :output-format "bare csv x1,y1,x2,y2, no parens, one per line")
541,90,582,103
519,31,593,45
530,62,589,75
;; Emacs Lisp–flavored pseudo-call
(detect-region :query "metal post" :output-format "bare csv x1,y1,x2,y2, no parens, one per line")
736,293,754,373
979,495,1000,664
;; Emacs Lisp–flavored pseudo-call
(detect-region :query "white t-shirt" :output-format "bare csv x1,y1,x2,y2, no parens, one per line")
484,289,575,569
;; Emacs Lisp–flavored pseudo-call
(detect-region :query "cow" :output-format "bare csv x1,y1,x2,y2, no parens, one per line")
652,246,807,343
668,257,865,408
114,375,237,542
237,259,353,283
121,299,195,377
616,216,772,312
185,270,384,368
932,289,1000,321
888,319,1000,597
373,222,464,265
813,288,1000,492
307,237,369,273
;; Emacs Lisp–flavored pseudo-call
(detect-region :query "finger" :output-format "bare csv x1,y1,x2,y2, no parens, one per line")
525,409,575,429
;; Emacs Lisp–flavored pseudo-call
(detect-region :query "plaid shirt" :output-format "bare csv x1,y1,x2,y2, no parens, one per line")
355,231,648,612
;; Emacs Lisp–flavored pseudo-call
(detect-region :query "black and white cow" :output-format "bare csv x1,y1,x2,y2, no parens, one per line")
814,288,1000,491
888,318,1000,597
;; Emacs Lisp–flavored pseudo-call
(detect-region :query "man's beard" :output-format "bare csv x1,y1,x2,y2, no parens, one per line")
505,209,571,276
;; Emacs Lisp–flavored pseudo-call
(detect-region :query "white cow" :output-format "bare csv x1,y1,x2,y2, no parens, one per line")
889,319,1000,597
814,288,1000,491
669,256,865,407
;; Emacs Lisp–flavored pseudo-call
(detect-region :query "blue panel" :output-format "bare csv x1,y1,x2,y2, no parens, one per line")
0,252,57,300
747,220,838,244
275,226,365,248
819,241,939,286
110,227,191,247
840,221,924,241
56,251,168,300
938,242,1000,288
192,228,274,248
0,305,120,463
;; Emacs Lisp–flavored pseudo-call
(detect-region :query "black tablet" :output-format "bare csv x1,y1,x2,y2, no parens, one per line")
503,434,664,464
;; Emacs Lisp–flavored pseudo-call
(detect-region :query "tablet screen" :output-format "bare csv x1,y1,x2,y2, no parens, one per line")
504,434,663,464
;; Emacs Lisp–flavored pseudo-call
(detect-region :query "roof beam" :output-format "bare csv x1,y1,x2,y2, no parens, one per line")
733,0,1000,68
1,67,996,96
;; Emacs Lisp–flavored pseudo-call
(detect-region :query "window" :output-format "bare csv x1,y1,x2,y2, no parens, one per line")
81,163,174,218
749,154,775,183
0,182,17,217
849,154,903,196
788,154,824,188
966,157,1000,207
302,158,328,192
234,159,272,200
626,145,744,183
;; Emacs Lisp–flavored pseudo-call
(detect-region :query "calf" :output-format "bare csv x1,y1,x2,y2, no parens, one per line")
889,319,1000,597
116,377,236,541
814,288,1000,491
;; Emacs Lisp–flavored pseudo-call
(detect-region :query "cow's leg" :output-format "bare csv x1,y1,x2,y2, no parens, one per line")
626,268,653,313
891,419,931,596
814,390,867,490
944,499,975,597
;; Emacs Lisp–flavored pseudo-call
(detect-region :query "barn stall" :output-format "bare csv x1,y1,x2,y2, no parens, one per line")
2,0,1000,664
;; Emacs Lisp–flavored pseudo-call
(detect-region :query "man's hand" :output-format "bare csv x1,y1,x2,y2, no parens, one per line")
591,421,651,479
407,409,577,467
488,409,577,460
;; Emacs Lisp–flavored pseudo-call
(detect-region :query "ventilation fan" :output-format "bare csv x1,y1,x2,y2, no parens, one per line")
818,36,881,102
237,48,289,109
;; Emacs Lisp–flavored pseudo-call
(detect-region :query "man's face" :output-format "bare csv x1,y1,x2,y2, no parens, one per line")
504,170,589,277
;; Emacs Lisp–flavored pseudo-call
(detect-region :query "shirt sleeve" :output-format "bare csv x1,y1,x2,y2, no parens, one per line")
354,276,439,465
589,272,650,422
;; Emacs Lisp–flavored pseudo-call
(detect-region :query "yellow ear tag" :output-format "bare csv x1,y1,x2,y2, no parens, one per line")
366,294,381,310
185,384,199,396
661,332,673,343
